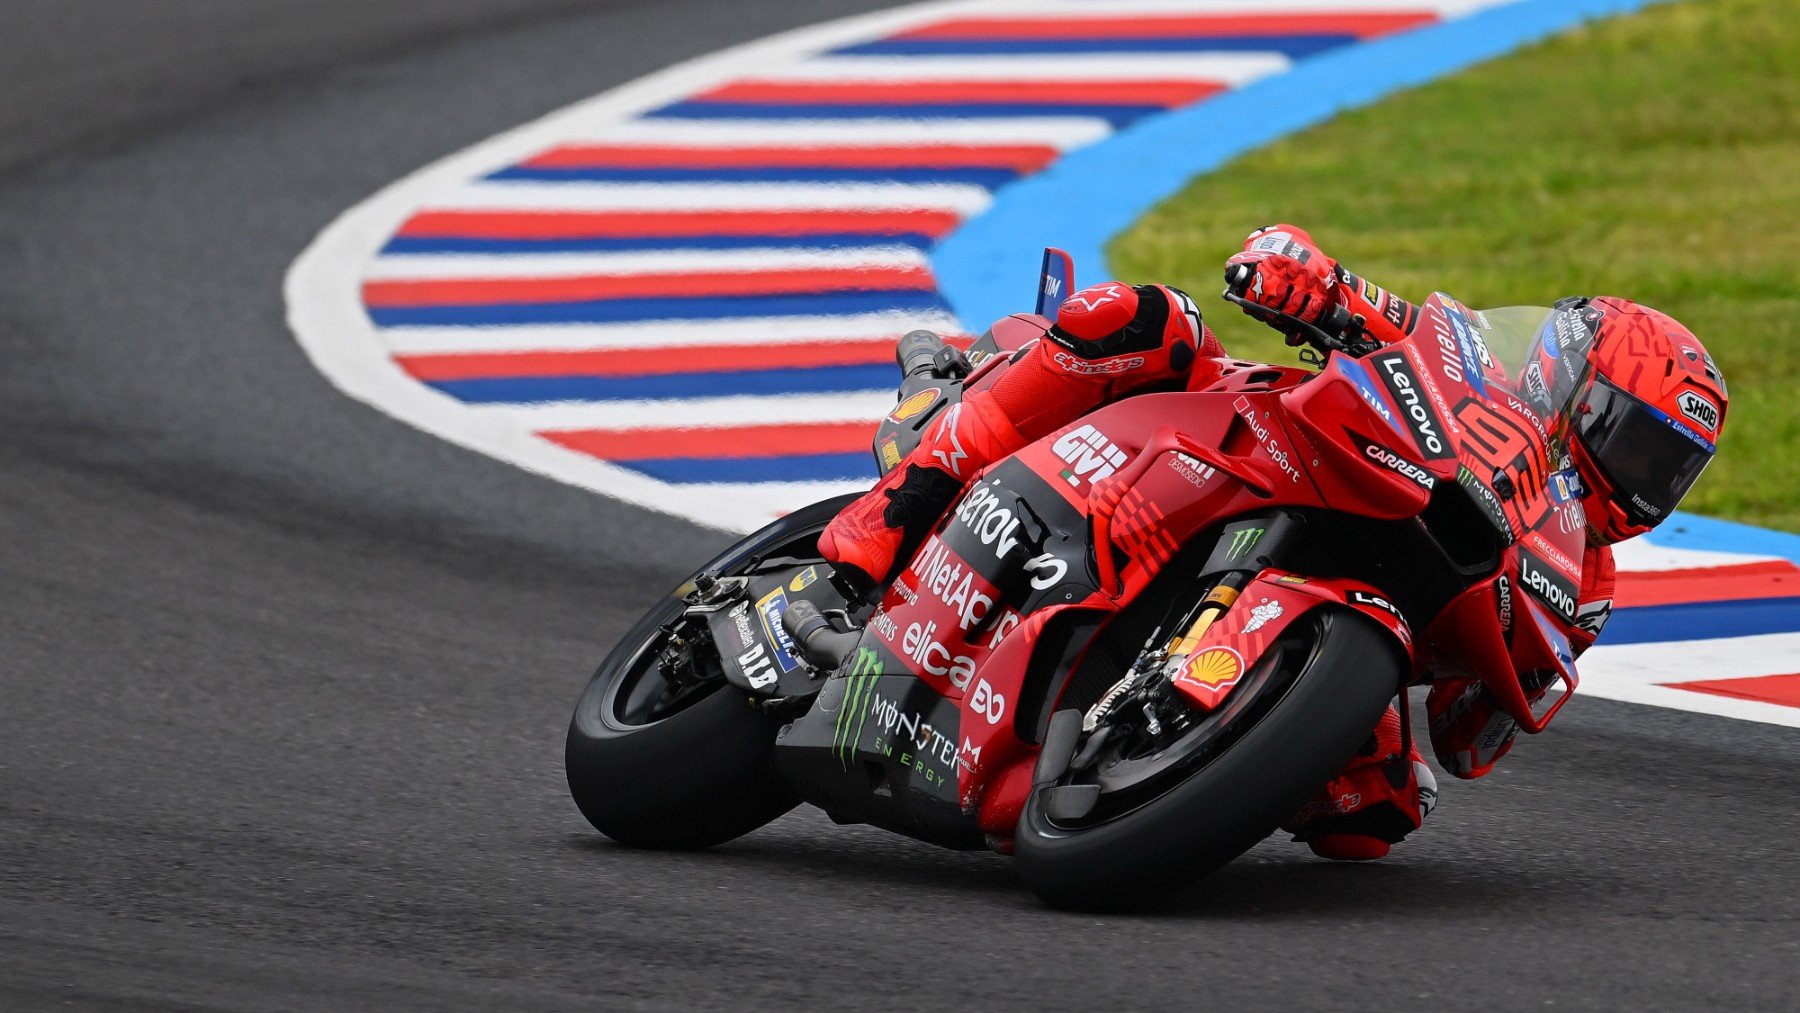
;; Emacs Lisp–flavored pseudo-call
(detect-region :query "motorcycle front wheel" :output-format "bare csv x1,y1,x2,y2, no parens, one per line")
564,494,856,849
1014,607,1404,910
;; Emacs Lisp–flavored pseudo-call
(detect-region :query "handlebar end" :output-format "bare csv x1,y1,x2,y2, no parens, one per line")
895,329,947,377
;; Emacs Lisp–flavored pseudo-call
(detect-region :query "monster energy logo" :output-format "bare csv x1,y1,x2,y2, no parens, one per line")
1225,526,1266,561
833,648,882,768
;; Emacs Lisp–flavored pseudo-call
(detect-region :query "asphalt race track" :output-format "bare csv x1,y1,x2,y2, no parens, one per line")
2,2,1797,1009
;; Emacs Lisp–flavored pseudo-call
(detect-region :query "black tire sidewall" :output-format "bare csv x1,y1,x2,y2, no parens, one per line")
565,671,793,849
563,495,856,850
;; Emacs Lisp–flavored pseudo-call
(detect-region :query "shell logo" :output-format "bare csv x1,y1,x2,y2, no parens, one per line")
1174,646,1246,710
1179,647,1245,687
887,387,943,425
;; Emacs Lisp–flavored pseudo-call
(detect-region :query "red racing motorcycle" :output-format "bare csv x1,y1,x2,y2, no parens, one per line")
565,252,1589,910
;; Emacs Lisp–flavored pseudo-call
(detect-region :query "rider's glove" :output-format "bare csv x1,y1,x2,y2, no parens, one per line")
1224,224,1340,338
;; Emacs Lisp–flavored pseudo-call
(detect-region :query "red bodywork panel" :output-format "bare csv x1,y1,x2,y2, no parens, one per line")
859,295,1579,843
1164,570,1413,712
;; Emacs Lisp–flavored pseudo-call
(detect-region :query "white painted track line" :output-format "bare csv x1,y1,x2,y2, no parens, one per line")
1611,536,1779,571
551,117,1115,150
1580,632,1800,728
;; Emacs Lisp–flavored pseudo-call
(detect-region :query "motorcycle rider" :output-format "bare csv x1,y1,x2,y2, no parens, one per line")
820,223,1730,861
820,278,1222,585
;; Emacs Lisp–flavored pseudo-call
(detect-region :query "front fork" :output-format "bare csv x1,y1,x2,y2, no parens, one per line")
1078,510,1307,739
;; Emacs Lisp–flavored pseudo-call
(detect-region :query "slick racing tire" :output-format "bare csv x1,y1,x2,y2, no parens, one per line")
1014,607,1403,911
565,495,856,850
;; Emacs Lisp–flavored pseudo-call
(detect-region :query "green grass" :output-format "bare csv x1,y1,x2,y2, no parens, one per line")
1111,0,1800,531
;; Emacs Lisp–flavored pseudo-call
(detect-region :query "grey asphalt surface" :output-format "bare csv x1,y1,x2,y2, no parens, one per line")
1,1,1796,1009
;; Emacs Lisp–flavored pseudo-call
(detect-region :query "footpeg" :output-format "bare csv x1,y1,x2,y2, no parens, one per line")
781,600,861,671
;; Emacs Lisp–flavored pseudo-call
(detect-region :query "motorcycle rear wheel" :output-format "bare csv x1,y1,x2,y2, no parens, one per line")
564,495,856,849
1014,607,1403,910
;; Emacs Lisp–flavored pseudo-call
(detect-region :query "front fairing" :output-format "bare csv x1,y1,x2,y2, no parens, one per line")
1348,296,1587,586
1374,296,1588,728
1422,553,1578,732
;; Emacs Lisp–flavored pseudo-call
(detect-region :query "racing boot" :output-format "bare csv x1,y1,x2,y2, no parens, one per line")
1283,705,1438,861
819,396,1024,589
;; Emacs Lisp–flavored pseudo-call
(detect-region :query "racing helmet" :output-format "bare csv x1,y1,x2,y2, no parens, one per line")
1520,296,1728,544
